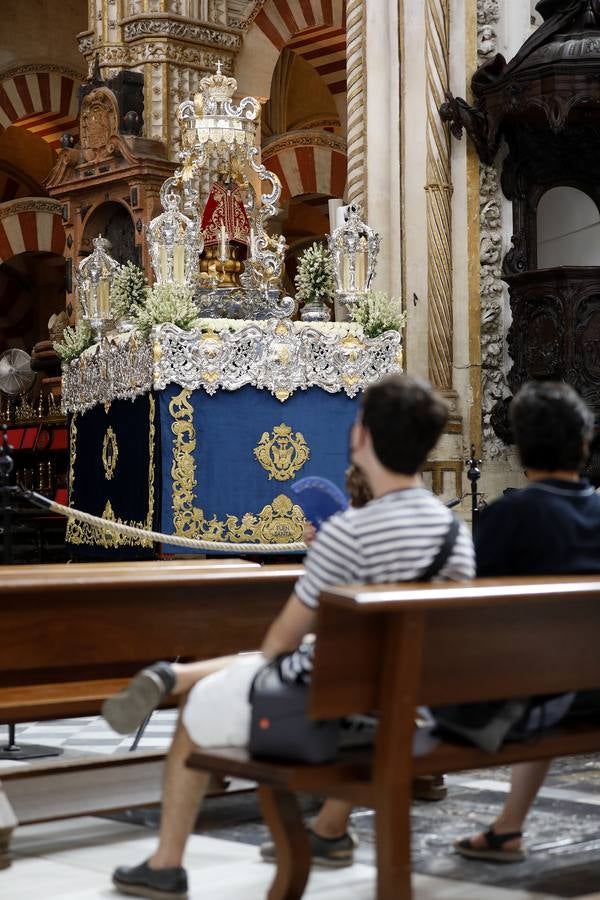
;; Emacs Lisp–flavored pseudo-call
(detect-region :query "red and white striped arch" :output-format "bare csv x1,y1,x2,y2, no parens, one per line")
247,0,347,94
262,133,347,203
0,68,81,151
0,199,65,266
286,25,346,95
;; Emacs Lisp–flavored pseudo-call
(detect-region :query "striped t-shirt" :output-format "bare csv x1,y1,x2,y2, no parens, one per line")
280,487,475,684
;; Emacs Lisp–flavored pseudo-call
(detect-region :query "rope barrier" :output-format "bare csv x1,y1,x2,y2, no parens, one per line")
18,489,307,555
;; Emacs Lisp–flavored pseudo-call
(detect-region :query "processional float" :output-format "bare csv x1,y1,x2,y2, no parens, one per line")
61,66,402,558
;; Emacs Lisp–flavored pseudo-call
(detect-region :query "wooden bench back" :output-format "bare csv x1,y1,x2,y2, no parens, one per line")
311,577,600,719
0,560,302,689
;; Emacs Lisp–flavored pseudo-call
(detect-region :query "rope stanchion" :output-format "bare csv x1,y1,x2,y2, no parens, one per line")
14,487,307,555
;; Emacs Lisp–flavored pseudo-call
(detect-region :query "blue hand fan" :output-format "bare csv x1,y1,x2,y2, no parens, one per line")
290,476,349,529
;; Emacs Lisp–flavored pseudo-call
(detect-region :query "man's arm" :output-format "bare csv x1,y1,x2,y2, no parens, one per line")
260,515,358,659
260,593,316,659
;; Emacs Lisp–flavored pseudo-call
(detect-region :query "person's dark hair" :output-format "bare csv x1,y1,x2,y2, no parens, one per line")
510,381,594,472
360,375,448,474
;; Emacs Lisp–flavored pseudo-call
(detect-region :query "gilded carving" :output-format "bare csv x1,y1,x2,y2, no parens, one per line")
83,42,234,73
80,87,120,161
254,424,310,481
123,18,241,50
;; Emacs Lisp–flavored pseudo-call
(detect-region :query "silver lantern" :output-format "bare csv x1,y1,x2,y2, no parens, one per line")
328,205,380,309
75,235,120,342
147,181,203,286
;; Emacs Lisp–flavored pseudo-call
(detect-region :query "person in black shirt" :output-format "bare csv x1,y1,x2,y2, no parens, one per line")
454,380,600,862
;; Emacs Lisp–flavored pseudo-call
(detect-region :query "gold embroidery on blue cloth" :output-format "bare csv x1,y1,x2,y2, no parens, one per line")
102,426,119,480
225,494,305,544
253,423,310,481
169,389,305,543
67,395,155,548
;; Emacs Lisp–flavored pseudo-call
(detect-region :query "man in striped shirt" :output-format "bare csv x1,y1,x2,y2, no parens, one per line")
105,375,475,897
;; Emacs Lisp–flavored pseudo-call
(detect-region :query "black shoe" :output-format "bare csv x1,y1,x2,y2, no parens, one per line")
260,827,356,868
103,662,175,735
112,860,188,899
412,774,447,801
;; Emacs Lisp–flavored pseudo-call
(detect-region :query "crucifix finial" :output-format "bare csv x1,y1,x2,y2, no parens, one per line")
216,59,223,76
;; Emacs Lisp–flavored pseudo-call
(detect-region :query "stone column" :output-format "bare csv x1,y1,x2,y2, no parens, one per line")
345,0,367,211
362,2,402,300
425,0,453,392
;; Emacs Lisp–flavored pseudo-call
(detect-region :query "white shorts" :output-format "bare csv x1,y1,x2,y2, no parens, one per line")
181,652,265,748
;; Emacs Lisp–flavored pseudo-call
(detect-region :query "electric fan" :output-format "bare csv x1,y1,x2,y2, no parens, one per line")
0,348,35,397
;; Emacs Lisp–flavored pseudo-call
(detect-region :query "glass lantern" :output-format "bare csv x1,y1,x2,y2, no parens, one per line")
328,206,380,309
75,235,120,341
147,181,203,286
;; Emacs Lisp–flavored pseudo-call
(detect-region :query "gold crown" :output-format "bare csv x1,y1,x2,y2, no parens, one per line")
273,424,293,437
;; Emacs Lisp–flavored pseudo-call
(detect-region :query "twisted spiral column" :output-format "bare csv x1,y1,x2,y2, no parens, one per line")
346,0,367,210
426,0,453,391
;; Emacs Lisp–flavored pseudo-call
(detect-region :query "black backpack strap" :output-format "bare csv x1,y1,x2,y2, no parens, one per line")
418,515,461,582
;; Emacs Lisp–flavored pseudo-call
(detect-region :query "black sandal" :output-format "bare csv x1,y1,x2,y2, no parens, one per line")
454,827,526,863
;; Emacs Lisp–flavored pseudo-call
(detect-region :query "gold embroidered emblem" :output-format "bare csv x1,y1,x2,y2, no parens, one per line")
102,426,119,480
67,395,155,549
225,494,305,544
168,390,306,545
254,423,310,481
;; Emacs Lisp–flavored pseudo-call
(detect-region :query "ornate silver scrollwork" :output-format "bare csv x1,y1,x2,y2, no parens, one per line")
61,322,403,413
152,320,403,401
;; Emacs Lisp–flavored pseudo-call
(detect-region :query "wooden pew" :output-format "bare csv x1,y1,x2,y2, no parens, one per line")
187,575,600,900
0,558,303,866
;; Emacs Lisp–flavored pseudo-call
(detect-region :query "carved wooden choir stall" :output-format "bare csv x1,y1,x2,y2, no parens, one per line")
442,0,600,477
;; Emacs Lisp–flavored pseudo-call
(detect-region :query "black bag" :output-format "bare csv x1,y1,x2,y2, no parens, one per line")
248,515,461,764
249,657,340,763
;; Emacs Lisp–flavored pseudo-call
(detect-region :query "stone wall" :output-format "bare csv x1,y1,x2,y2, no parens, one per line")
0,0,87,76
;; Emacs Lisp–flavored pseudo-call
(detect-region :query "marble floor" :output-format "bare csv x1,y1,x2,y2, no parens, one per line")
2,816,576,900
0,711,179,762
4,717,600,898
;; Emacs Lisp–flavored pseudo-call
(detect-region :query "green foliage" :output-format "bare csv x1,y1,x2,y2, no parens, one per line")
294,242,336,304
53,321,94,362
110,262,149,318
134,282,199,337
349,291,406,338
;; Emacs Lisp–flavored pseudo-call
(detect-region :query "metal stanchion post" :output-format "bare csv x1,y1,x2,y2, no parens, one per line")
466,445,482,538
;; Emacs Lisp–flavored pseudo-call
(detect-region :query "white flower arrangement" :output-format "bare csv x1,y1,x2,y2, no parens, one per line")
134,282,199,337
294,242,336,305
54,321,94,362
349,291,406,338
109,262,149,319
